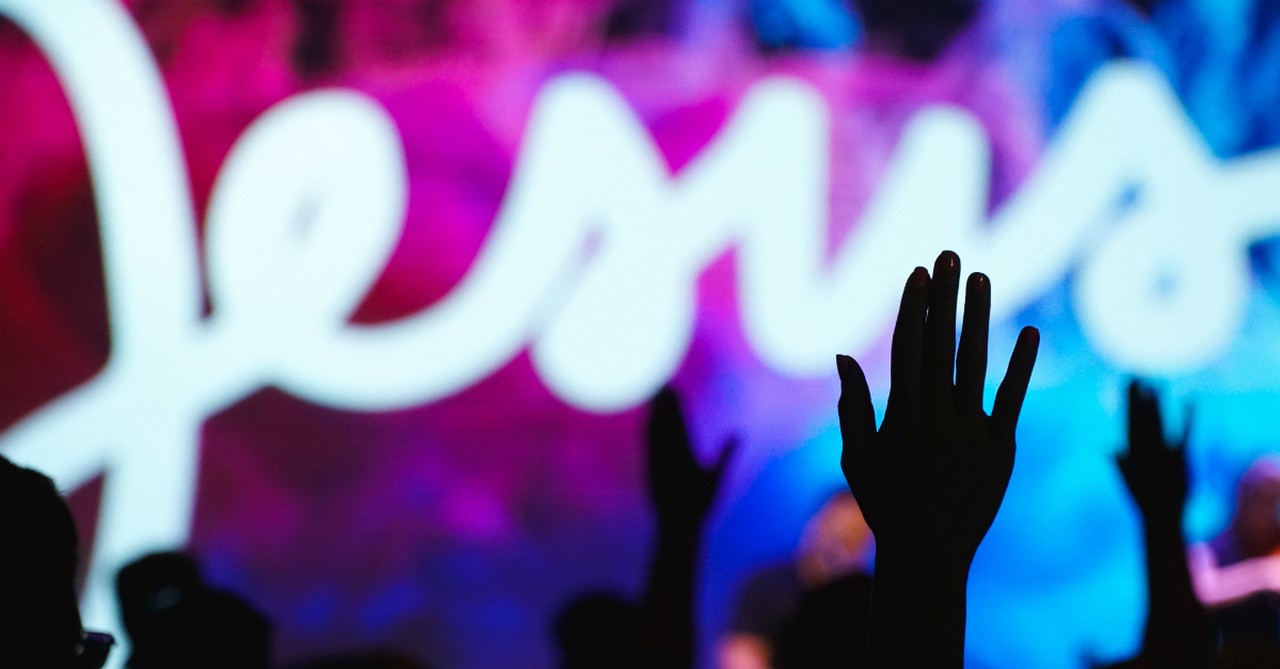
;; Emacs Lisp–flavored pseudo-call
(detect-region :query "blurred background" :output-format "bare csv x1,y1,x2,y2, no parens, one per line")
4,0,1280,667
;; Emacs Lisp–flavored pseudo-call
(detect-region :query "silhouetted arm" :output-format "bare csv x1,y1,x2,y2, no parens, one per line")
1119,380,1213,669
641,388,735,669
1188,545,1280,607
837,251,1039,668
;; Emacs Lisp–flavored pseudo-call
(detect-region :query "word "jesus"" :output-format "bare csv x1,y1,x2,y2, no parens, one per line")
6,0,1280,665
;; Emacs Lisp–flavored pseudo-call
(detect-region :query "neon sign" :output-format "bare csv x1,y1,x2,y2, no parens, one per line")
6,1,1280,664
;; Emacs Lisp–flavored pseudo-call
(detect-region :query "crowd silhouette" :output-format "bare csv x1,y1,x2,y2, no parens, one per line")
721,489,872,669
7,249,1280,668
0,457,87,668
115,552,271,669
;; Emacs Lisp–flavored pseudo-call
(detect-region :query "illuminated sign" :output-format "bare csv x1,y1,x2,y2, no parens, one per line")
5,0,1280,664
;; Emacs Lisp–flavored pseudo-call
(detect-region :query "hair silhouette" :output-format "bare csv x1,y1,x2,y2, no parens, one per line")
116,551,271,669
554,591,646,669
0,455,83,669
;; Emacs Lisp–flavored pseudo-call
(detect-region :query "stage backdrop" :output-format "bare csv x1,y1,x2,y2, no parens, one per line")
5,0,1280,667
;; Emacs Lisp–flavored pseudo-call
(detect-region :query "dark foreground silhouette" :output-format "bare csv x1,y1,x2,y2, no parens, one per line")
117,551,272,669
556,387,735,669
837,250,1040,667
0,455,111,669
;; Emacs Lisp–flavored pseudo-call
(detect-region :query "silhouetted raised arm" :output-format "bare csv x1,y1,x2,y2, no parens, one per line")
1118,380,1213,669
836,250,1039,668
641,388,736,669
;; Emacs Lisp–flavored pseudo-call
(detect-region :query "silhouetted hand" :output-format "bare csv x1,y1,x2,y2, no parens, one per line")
1118,379,1192,522
642,387,736,669
646,387,736,529
836,250,1039,564
1116,380,1211,669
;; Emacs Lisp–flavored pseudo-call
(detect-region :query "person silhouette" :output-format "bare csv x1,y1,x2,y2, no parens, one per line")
721,490,873,669
116,551,271,669
1188,454,1280,664
1099,380,1213,669
555,387,734,669
0,454,113,668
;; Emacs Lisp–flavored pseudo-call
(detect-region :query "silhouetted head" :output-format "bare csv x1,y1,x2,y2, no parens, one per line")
850,0,979,61
291,0,342,79
116,552,202,642
116,552,271,669
771,572,873,669
554,592,645,669
0,456,82,668
1231,456,1280,559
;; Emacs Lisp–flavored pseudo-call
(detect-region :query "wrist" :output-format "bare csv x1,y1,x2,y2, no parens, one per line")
872,556,972,609
1140,511,1187,541
868,546,971,668
873,541,976,581
655,516,705,542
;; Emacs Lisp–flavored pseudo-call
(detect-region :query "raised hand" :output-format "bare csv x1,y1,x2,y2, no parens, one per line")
641,387,736,669
835,250,1039,668
646,387,736,529
1118,379,1192,522
1116,380,1212,669
836,250,1039,565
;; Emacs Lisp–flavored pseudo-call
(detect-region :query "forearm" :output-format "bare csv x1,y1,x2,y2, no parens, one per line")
1193,555,1280,608
642,521,702,669
1141,517,1212,665
867,549,970,668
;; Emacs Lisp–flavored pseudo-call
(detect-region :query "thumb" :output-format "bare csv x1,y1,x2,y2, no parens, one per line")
837,355,876,460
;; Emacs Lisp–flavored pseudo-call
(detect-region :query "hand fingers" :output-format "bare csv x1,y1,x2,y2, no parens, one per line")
1179,401,1195,450
956,272,991,414
1116,452,1136,487
837,355,877,474
1126,379,1162,455
1126,379,1147,454
647,386,691,468
886,266,929,421
991,326,1040,443
924,251,961,401
712,436,740,480
648,386,683,440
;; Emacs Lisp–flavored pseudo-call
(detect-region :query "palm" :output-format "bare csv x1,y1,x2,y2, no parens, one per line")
646,387,735,527
1118,379,1191,521
838,251,1039,562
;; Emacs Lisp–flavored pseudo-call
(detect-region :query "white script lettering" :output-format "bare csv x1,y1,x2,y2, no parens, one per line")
6,2,1280,665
